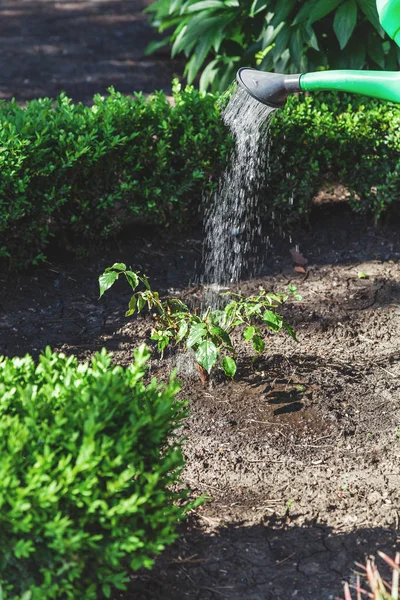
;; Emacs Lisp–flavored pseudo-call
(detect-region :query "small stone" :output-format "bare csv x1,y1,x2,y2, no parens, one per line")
367,491,381,505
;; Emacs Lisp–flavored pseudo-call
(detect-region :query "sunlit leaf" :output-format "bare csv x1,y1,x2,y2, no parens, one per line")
222,356,237,378
125,271,139,291
243,326,256,341
187,323,207,348
196,339,218,373
262,309,282,331
125,295,137,317
176,320,189,343
105,262,126,272
99,271,119,298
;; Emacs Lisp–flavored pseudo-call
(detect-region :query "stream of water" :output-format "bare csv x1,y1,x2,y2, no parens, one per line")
202,85,276,304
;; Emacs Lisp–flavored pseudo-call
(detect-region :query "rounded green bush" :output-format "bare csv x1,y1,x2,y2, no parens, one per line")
0,345,189,599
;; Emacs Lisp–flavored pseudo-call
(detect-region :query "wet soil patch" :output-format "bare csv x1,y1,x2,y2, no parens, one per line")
1,208,400,599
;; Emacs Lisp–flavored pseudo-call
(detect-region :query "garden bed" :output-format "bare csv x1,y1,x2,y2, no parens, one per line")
1,204,399,599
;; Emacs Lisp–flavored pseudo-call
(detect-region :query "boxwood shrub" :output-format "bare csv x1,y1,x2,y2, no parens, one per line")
0,345,190,600
0,81,230,268
1,82,400,270
268,91,400,226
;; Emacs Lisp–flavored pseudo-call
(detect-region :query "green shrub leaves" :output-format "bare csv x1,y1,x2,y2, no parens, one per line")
1,84,400,270
0,84,229,269
98,264,298,379
146,0,398,92
0,346,189,599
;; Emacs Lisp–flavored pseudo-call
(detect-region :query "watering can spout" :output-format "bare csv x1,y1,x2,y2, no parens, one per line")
236,68,301,108
237,0,400,107
237,67,400,107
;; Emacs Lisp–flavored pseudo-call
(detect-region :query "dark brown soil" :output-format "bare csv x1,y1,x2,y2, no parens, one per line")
2,207,400,599
0,0,183,104
1,2,400,598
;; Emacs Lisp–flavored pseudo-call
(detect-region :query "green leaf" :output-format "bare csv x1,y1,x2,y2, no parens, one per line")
289,284,303,301
99,271,119,298
342,35,366,68
262,309,282,331
367,32,385,68
243,325,256,341
125,295,137,317
187,323,207,348
307,0,344,24
222,356,237,378
105,262,126,272
252,335,265,353
199,58,221,91
141,276,151,290
210,325,232,347
196,339,218,373
334,0,358,50
357,0,382,32
137,294,147,312
187,0,225,12
284,322,297,341
125,271,139,290
271,0,296,24
289,27,304,69
358,271,369,279
176,320,188,343
158,333,172,352
250,0,268,18
145,38,171,56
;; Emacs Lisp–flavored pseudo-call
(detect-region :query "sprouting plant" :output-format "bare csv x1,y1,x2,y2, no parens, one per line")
285,499,295,514
99,263,297,381
339,552,400,600
289,284,303,302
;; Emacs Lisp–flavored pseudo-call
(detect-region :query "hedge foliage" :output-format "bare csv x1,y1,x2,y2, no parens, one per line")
268,91,400,226
0,345,189,600
0,82,229,268
145,0,398,92
1,83,400,269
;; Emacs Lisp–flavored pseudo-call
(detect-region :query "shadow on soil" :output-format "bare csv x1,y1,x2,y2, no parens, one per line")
129,516,399,600
0,0,182,103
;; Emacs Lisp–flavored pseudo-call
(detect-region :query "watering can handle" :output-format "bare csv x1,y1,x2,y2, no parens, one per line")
376,0,400,45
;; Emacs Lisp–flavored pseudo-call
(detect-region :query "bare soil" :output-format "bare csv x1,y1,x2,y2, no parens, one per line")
1,207,400,599
0,0,183,104
1,2,399,598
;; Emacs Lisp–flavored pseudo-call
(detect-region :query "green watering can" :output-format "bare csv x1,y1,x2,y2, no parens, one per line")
237,0,400,107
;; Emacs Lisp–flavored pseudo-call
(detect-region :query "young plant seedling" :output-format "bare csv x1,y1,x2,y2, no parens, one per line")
99,263,297,381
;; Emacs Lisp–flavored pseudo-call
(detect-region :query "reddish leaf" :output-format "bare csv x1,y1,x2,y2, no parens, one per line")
294,266,306,273
290,248,308,265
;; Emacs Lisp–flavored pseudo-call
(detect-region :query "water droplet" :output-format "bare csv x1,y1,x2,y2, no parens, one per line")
202,86,275,307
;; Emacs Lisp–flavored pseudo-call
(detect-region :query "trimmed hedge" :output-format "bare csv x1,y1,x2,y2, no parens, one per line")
268,92,400,226
1,83,400,269
0,82,229,268
0,345,189,600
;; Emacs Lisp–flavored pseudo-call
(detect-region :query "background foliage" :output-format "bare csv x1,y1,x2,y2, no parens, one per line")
0,345,189,599
1,85,400,270
0,82,229,268
145,0,400,92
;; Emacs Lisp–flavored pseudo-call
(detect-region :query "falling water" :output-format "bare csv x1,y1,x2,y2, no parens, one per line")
202,85,275,304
